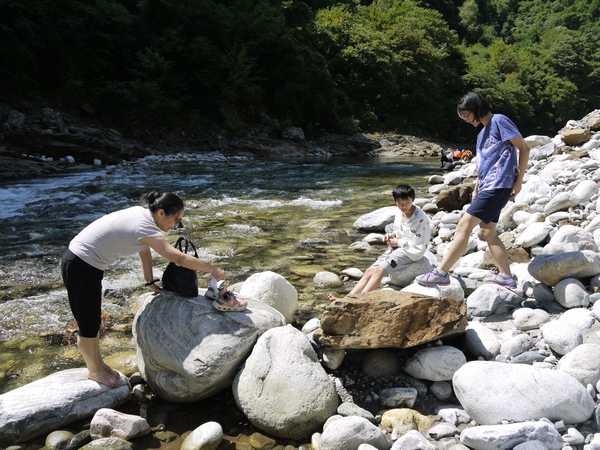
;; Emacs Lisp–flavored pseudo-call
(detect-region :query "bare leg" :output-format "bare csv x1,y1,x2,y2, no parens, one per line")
328,266,387,301
356,265,387,293
438,213,482,273
78,335,119,388
479,221,512,275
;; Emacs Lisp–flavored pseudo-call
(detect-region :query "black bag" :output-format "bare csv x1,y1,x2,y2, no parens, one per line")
161,237,199,297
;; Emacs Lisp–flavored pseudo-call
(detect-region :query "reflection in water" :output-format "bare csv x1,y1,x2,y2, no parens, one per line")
0,153,440,393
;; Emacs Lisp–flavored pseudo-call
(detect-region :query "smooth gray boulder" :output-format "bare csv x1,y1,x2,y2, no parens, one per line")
133,291,285,402
460,421,563,450
453,361,595,425
233,325,338,440
0,368,130,445
528,251,600,286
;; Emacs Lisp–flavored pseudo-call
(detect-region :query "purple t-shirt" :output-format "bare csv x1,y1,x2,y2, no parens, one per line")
476,114,521,192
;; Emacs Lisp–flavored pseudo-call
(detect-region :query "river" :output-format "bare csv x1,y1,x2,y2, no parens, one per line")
0,151,440,446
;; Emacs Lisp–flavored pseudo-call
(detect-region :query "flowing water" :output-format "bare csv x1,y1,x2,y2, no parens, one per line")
0,152,440,443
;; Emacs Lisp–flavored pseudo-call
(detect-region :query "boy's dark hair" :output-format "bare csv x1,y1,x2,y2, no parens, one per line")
457,92,492,122
392,184,415,200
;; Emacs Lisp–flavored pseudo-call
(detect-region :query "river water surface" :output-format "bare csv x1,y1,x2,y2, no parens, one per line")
0,152,440,445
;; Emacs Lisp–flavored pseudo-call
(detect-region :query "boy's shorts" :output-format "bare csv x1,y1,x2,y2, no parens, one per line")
467,188,512,224
372,248,415,275
61,249,104,338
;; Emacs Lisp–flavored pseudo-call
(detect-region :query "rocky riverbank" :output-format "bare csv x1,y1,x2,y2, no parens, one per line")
0,105,447,183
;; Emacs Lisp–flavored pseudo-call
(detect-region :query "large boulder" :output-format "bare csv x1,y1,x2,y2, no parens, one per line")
233,325,338,440
353,206,396,231
453,361,595,425
315,291,467,349
527,251,600,286
238,271,299,323
0,368,130,445
133,291,285,402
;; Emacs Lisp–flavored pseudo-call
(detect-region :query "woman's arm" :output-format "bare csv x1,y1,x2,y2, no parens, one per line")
140,236,226,280
511,136,531,197
139,247,163,293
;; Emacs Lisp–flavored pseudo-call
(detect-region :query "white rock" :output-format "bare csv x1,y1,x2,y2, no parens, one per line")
460,421,562,450
515,222,553,248
403,346,466,381
314,271,343,289
391,430,437,450
512,308,551,331
464,322,500,360
239,271,299,323
500,333,533,358
90,408,151,440
466,284,524,317
320,416,391,450
557,343,600,387
180,421,223,450
233,325,338,440
0,368,130,443
540,320,583,355
553,278,587,309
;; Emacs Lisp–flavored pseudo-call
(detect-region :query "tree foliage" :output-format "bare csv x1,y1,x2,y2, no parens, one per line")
0,0,598,139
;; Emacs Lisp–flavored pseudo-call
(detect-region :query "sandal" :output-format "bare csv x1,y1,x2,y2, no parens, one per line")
212,290,247,312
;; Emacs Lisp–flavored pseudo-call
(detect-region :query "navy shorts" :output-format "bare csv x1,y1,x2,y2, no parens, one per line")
467,188,513,224
61,249,104,338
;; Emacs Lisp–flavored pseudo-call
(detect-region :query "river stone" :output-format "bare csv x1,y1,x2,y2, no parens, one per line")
320,416,391,450
391,430,437,450
527,250,600,286
315,291,467,349
0,368,130,445
557,343,600,387
180,421,223,450
314,271,343,289
403,346,467,381
401,277,465,303
464,322,500,360
133,290,285,402
460,421,563,450
79,437,134,449
562,128,592,146
540,320,583,355
466,284,524,317
90,408,151,440
238,270,299,323
353,206,396,231
45,430,75,450
232,325,338,440
544,191,578,215
453,361,595,425
512,308,551,331
514,222,553,248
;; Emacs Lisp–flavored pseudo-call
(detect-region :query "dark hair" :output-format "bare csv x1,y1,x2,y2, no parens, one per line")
392,184,415,200
457,92,492,121
141,192,184,217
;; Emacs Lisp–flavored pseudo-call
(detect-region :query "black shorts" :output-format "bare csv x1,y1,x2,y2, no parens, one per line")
60,249,104,338
467,188,512,224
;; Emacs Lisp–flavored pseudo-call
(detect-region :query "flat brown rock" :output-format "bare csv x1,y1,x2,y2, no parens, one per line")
315,290,467,350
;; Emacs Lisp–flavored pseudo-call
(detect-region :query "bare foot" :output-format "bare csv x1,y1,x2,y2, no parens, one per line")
327,293,339,303
88,370,118,388
101,362,121,382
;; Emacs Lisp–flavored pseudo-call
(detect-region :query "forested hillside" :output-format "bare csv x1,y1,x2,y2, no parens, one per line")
1,0,598,141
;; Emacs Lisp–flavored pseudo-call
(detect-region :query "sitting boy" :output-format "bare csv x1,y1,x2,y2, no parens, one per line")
328,184,431,301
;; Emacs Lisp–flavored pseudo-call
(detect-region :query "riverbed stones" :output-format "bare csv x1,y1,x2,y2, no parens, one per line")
403,346,467,381
353,206,397,231
527,250,600,286
319,416,392,450
460,421,563,450
315,290,467,349
133,290,285,402
180,421,223,450
0,368,130,444
453,361,595,424
232,325,338,440
238,270,299,323
90,408,151,440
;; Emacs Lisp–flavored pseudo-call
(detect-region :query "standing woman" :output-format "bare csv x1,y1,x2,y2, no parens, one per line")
61,191,244,388
417,92,531,288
